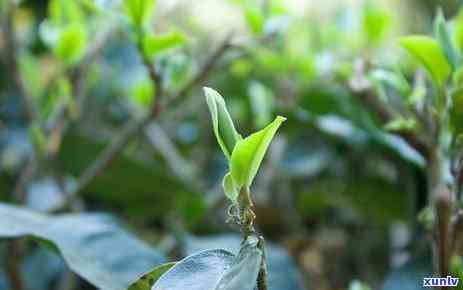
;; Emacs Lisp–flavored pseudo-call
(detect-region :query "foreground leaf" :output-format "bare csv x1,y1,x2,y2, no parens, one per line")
128,262,175,290
152,249,234,290
231,116,286,188
214,235,262,290
185,234,305,290
400,35,451,87
0,203,165,290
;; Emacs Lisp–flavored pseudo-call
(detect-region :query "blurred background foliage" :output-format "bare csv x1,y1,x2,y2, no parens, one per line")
0,0,461,289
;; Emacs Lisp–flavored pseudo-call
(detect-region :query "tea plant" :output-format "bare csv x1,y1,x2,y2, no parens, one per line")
350,8,463,280
129,88,286,290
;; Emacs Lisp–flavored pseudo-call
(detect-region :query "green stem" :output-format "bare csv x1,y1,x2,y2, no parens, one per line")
238,187,256,236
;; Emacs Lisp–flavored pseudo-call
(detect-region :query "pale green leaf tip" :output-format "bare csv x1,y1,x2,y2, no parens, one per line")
275,115,287,123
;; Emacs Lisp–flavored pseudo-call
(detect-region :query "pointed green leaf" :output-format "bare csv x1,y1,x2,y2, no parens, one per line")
400,35,451,87
128,262,175,290
204,87,242,159
222,172,239,203
231,116,286,188
434,8,459,68
143,31,186,59
123,0,156,28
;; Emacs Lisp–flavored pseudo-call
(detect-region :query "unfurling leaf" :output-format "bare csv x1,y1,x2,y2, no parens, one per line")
231,116,286,188
128,262,175,290
204,87,242,159
123,0,156,29
54,24,87,65
400,35,451,87
248,81,274,128
143,31,186,59
222,172,239,203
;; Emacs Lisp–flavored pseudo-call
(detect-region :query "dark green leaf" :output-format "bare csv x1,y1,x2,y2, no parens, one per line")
0,203,166,290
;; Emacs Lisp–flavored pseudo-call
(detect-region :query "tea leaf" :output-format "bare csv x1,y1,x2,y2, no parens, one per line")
0,203,166,290
204,87,242,159
400,35,451,87
231,116,286,188
434,8,459,68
